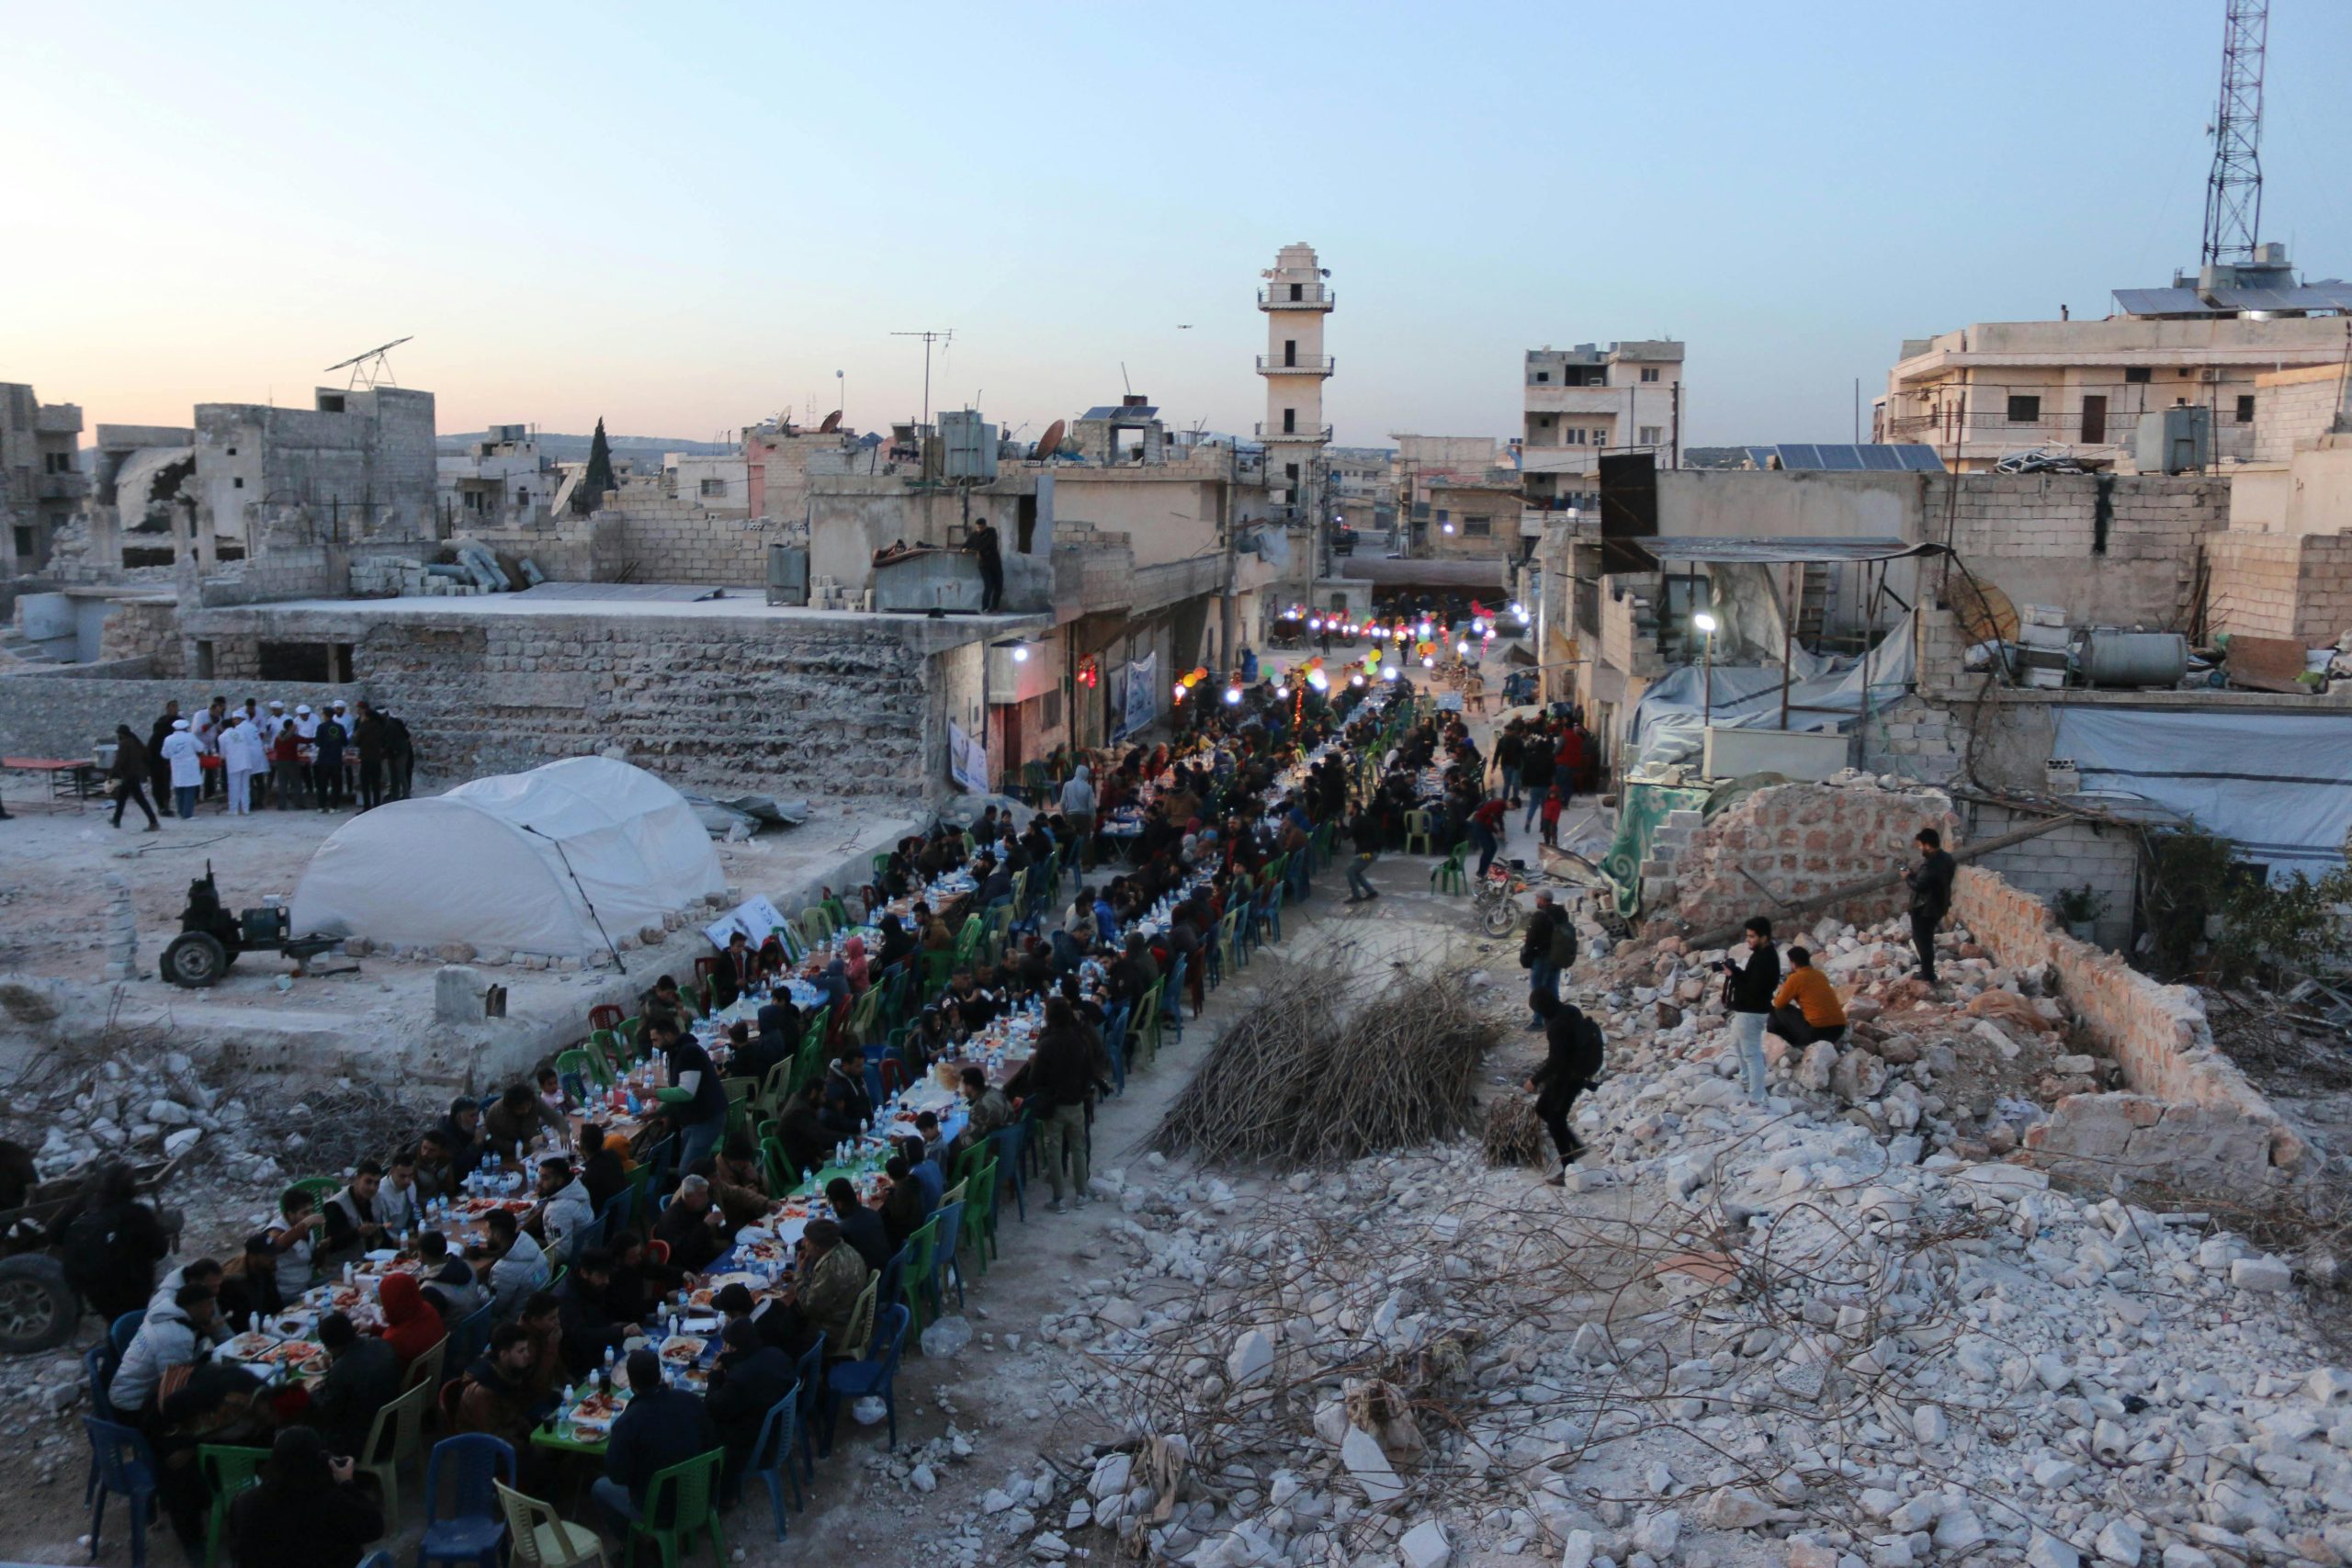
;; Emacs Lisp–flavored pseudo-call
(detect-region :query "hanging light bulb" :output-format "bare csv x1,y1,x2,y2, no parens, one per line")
1456,639,1470,656
1350,673,1365,687
1307,669,1329,691
1223,686,1242,705
1274,685,1289,698
1381,665,1399,682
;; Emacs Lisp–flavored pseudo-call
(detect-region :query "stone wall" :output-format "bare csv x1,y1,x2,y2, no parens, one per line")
1951,865,2302,1194
2203,531,2352,644
174,604,966,801
598,491,779,587
96,600,184,674
1664,781,1960,933
0,671,365,761
1962,802,2138,950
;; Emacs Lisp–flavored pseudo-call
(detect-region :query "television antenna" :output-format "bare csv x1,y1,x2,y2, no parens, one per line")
889,329,954,432
322,336,413,390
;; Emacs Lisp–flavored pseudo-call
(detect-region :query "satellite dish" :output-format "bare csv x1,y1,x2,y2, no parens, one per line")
1948,575,2018,646
818,410,842,433
1035,419,1066,459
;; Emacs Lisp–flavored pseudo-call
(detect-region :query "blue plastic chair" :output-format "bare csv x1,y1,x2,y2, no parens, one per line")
824,1304,911,1451
989,1123,1028,1222
594,1185,635,1245
791,1337,826,1485
744,1383,804,1537
1100,1005,1130,1097
415,1434,514,1568
876,1247,907,1322
109,1310,145,1354
84,1343,120,1500
444,1301,493,1380
861,1043,890,1112
85,1416,158,1568
1161,955,1188,1043
929,1201,966,1314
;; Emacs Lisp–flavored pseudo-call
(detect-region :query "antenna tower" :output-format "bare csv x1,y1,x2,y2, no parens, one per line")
2200,0,2267,267
889,329,954,433
321,336,414,390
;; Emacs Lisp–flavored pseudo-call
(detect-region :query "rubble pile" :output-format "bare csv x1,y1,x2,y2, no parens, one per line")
908,931,2346,1568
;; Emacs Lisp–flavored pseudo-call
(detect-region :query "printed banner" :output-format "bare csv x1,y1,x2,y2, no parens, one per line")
948,719,989,793
704,893,789,952
1117,651,1160,740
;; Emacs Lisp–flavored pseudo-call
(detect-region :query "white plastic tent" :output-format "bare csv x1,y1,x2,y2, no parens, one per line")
290,756,725,958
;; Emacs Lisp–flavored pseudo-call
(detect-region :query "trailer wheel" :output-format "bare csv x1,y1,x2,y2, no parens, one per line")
162,931,229,989
0,1254,80,1355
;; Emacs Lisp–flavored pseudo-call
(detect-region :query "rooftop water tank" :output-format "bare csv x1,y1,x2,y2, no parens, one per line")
2081,629,2187,688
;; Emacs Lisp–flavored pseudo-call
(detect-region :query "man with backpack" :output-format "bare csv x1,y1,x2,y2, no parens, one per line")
1519,891,1577,1029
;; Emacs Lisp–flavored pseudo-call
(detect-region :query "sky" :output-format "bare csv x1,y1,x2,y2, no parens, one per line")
3,0,2348,452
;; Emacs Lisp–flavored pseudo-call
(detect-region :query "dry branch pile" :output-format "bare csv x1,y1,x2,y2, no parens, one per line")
1150,946,1498,1169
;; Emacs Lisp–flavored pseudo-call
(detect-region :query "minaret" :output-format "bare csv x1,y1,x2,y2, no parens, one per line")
1256,242,1334,562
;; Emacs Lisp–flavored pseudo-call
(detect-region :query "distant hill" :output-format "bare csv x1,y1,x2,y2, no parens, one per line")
437,431,736,462
1681,446,1753,470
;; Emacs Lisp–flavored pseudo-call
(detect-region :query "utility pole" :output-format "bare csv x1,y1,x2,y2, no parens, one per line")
1219,435,1238,670
889,329,954,435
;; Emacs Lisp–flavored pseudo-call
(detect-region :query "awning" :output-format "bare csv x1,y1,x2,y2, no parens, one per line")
1641,537,1948,565
1335,558,1510,588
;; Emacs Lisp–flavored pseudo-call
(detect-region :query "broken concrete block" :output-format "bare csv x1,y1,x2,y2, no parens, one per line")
1340,1427,1404,1505
1400,1520,1451,1568
2231,1256,2291,1292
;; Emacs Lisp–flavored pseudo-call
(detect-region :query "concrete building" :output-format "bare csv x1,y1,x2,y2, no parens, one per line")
1520,340,1684,511
436,424,560,531
741,418,860,526
192,386,438,559
1,384,86,574
1256,242,1335,544
1877,287,2347,474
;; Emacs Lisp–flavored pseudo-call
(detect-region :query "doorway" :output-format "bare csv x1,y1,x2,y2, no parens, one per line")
2079,394,2108,446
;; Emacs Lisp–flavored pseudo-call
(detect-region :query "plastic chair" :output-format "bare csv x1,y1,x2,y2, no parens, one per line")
110,1309,146,1353
824,1304,911,1451
627,1447,726,1568
404,1335,449,1400
198,1443,271,1568
444,1302,494,1386
593,1186,635,1249
791,1337,826,1483
1403,809,1434,855
554,1049,599,1104
588,1004,623,1033
798,906,832,944
929,1200,967,1314
1431,841,1469,895
84,1343,119,1500
989,1123,1028,1222
291,1175,343,1204
494,1480,605,1568
417,1434,515,1568
743,1386,805,1537
899,1216,938,1334
1160,956,1189,1042
963,1158,1001,1271
356,1375,432,1520
85,1417,158,1568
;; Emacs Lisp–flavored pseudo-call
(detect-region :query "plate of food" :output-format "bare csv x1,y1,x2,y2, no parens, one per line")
658,1336,706,1366
732,1239,791,1264
568,1390,628,1437
261,1340,331,1375
455,1197,532,1220
220,1331,281,1362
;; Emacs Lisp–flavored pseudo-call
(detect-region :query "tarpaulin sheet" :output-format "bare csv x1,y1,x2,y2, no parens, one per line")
2052,706,2352,881
1625,613,1917,770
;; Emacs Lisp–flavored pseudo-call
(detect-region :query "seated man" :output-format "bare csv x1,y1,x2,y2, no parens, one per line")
769,1219,869,1360
475,1209,550,1317
653,1175,733,1275
594,1350,718,1535
415,1230,484,1321
1769,946,1849,1049
483,1083,569,1166
948,1066,1015,1164
529,1157,595,1267
307,1311,403,1461
824,1178,892,1273
457,1323,544,1455
110,1282,218,1423
703,1318,796,1483
556,1249,636,1378
322,1159,390,1259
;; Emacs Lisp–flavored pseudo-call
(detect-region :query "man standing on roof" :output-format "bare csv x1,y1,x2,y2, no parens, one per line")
966,516,1004,613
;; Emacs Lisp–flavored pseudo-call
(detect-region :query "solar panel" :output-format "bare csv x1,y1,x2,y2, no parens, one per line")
1859,446,1905,471
1894,445,1945,473
1778,444,1822,469
1815,445,1864,471
1745,446,1780,470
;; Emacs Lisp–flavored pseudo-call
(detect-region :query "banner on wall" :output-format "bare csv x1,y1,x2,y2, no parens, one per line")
1116,650,1159,739
703,894,788,953
948,719,989,793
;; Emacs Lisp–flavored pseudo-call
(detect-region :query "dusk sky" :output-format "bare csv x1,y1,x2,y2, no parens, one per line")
4,1,2347,450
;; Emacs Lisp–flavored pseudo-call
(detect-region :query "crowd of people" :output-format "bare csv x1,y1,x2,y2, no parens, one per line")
104,694,417,828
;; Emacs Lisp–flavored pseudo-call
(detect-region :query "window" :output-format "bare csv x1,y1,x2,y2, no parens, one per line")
2235,394,2256,423
227,446,237,456
232,477,244,489
2006,394,2041,423
1566,429,1585,446
316,394,345,413
1435,509,1449,523
1283,339,1297,367
1534,414,1552,428
1288,282,1303,301
1285,462,1299,481
1463,515,1492,537
2123,367,2152,385
1282,408,1296,434
1639,425,1662,445
1534,371,1551,384
698,478,727,497
1640,367,1660,383
1591,428,1609,446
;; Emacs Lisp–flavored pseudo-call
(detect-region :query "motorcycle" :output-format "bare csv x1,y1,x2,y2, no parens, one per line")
1473,858,1534,937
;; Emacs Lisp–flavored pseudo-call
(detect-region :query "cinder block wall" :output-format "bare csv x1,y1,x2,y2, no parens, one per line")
0,671,366,760
1951,865,2303,1194
1963,803,2138,950
2249,369,2346,464
2206,532,2352,642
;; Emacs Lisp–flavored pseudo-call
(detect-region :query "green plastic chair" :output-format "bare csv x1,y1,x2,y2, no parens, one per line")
1431,841,1470,895
963,1157,1001,1273
1133,982,1163,1071
899,1217,940,1336
554,1049,603,1102
921,950,955,998
198,1443,271,1568
290,1176,341,1204
799,906,833,944
848,988,883,1046
870,852,893,881
1403,810,1435,855
1217,908,1243,976
821,893,854,931
619,1014,645,1053
760,1135,794,1197
627,1447,728,1568
587,1030,626,1079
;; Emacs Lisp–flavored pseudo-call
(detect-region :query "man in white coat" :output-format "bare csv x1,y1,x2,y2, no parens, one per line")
220,714,266,816
159,718,204,820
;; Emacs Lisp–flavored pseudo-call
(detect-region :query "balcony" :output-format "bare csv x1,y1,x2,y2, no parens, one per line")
1255,422,1334,443
1257,355,1335,376
1259,288,1336,312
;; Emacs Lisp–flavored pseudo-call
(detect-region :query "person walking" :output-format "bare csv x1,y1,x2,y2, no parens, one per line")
1519,890,1577,1028
1901,828,1957,987
1023,998,1098,1212
1343,800,1381,902
1519,739,1555,836
1468,794,1509,879
353,700,388,811
160,718,203,820
1717,917,1781,1106
965,516,1005,613
1058,763,1095,870
1526,992,1605,1183
108,725,160,831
